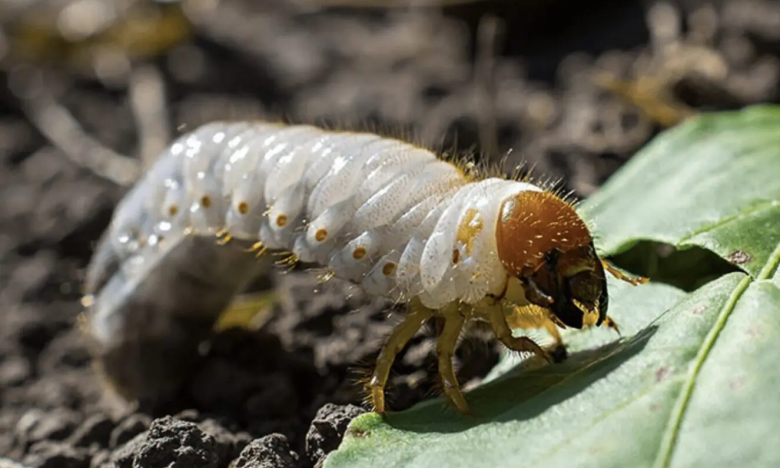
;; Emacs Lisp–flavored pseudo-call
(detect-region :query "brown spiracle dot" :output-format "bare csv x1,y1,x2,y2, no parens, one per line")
237,201,249,215
200,195,212,208
382,262,396,276
451,249,460,264
315,229,328,242
353,247,367,260
168,204,178,216
276,214,288,227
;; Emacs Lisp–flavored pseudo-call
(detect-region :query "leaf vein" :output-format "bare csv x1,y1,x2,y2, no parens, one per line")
757,242,780,280
653,274,753,468
654,243,779,466
678,200,777,245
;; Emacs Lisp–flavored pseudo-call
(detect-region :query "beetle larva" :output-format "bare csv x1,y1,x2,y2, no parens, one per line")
82,121,646,414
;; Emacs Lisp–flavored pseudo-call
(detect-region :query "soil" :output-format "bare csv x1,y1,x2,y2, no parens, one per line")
1,0,779,467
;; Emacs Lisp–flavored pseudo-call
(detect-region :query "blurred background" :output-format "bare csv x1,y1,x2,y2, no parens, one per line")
1,0,779,467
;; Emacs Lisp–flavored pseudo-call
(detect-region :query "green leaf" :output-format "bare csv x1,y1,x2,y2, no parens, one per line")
325,106,780,468
579,105,780,279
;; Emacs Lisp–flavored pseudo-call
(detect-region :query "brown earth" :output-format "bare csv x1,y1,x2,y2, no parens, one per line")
1,0,779,467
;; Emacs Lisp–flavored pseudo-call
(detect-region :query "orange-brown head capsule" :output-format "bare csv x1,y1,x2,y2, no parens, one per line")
496,190,608,329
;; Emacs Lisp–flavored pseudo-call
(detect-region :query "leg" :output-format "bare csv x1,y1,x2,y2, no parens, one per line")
602,315,621,335
485,303,551,363
506,305,567,362
435,306,470,415
369,299,434,414
601,260,648,286
244,241,267,257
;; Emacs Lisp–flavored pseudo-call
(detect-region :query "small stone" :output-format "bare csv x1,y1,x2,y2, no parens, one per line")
232,434,299,468
305,404,366,467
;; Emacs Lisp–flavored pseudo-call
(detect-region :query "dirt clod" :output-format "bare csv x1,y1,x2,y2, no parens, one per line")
305,404,367,468
232,434,300,468
129,416,221,468
172,412,254,466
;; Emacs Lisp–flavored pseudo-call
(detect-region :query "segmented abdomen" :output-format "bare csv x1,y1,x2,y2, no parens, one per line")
90,122,543,325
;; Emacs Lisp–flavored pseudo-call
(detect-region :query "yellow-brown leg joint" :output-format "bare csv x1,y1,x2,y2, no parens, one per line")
486,303,551,363
435,305,470,415
369,299,433,414
601,260,649,286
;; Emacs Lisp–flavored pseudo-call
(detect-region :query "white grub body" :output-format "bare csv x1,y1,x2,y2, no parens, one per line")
85,121,544,348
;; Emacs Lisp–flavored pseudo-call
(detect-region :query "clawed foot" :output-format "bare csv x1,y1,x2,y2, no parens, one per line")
602,314,621,336
601,260,648,286
548,343,568,363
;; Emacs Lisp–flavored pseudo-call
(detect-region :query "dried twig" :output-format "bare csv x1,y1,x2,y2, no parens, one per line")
474,13,502,160
593,72,695,128
128,64,170,170
24,92,141,186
